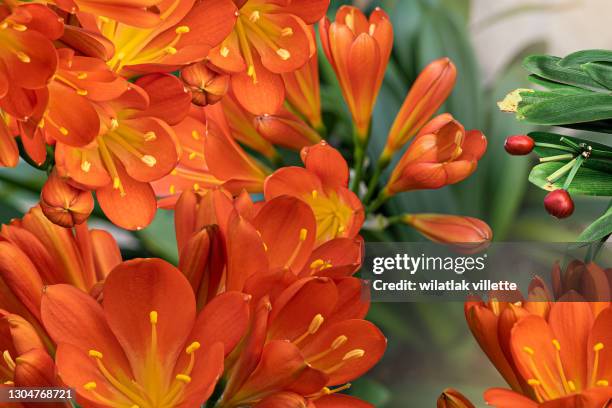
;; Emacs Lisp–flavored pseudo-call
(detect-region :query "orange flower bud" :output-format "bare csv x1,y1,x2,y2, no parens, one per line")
319,6,393,139
254,108,321,151
437,388,476,408
384,57,457,157
385,115,487,195
181,61,229,106
403,214,492,245
40,170,94,228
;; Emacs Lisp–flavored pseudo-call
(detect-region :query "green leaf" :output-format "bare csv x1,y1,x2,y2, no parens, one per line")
529,162,612,196
559,49,612,68
527,75,592,95
583,62,612,90
529,132,612,173
522,55,611,92
518,93,612,125
577,204,612,242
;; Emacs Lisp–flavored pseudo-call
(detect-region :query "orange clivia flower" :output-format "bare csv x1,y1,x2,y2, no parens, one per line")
385,114,487,195
0,205,121,341
319,6,392,139
77,0,236,75
265,141,364,244
41,258,251,408
0,310,59,391
209,0,328,115
484,303,612,408
254,106,321,151
281,42,323,130
402,214,492,246
55,74,187,229
218,276,386,407
383,57,457,159
52,0,165,28
0,2,63,167
438,388,476,408
40,169,94,228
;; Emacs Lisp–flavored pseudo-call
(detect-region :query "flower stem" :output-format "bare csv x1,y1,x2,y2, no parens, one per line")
350,126,370,193
362,154,391,204
562,154,585,190
534,142,577,153
546,157,578,183
366,190,389,214
539,153,575,163
559,137,582,151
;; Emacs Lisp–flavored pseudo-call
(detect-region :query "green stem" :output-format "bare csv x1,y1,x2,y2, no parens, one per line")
546,157,577,183
350,126,370,193
562,155,585,190
534,142,577,153
366,190,389,214
539,153,575,163
559,137,582,151
590,148,612,160
362,154,391,204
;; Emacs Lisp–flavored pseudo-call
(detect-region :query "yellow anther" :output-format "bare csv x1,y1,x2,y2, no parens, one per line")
220,46,230,58
149,311,158,324
169,184,176,195
186,342,201,354
247,65,255,77
193,183,200,191
176,25,190,34
76,89,88,96
343,349,365,361
98,16,110,23
368,23,376,36
84,382,97,390
281,27,293,37
594,343,604,351
331,335,348,350
141,155,157,167
568,380,576,391
176,374,192,383
165,47,178,55
110,118,119,130
144,131,157,141
527,379,541,386
311,190,318,199
523,346,535,355
12,24,27,32
263,242,269,252
113,177,121,189
171,169,178,176
596,380,609,387
38,118,45,128
80,160,92,173
59,127,69,135
552,339,561,351
299,228,308,241
77,72,88,79
188,151,197,160
88,350,103,359
311,259,325,269
308,314,324,334
0,22,7,29
276,48,291,60
249,10,260,22
3,350,15,371
116,52,126,61
16,51,30,63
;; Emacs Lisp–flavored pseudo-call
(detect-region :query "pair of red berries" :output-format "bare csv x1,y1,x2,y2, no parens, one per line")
504,135,575,219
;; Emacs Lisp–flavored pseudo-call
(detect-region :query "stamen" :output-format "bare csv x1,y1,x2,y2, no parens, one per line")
16,51,30,63
84,382,97,390
591,342,604,387
281,27,293,37
59,127,69,136
186,342,200,354
88,350,103,359
332,335,348,350
165,47,178,55
77,72,88,79
169,185,176,195
141,155,157,167
293,314,325,346
220,46,230,58
276,49,291,60
596,380,609,387
567,381,576,392
3,350,15,371
311,259,325,269
343,349,365,360
523,346,534,355
300,228,308,241
175,374,191,383
191,130,201,140
12,24,27,32
144,131,157,141
249,10,260,23
369,24,376,36
311,190,318,199
175,25,190,34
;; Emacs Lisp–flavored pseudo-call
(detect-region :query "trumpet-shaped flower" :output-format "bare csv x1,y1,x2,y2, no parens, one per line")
209,0,328,114
55,74,186,229
265,141,364,244
254,107,321,151
484,303,612,407
181,61,230,106
319,6,392,139
437,388,476,408
402,214,492,246
383,57,457,158
0,205,121,338
41,258,251,408
77,0,236,75
385,114,487,195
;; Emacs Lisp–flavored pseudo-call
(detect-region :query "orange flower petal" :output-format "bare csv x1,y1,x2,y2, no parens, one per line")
13,348,56,388
174,342,224,408
226,213,269,292
256,392,309,408
54,143,111,189
90,229,122,280
314,394,373,408
230,57,285,115
252,196,317,272
0,242,44,320
300,237,363,279
587,307,612,386
134,74,192,125
483,388,537,408
96,162,157,230
0,121,18,167
302,141,349,187
102,259,196,380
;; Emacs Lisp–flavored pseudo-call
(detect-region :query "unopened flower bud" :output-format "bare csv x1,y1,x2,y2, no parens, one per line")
544,189,574,219
437,388,475,408
180,62,229,106
40,170,94,227
504,135,534,155
403,214,492,246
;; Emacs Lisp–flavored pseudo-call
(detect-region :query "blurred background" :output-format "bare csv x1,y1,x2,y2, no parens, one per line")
1,0,611,406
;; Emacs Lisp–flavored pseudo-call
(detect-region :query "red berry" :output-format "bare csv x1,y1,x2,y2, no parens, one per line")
504,135,535,155
544,189,574,219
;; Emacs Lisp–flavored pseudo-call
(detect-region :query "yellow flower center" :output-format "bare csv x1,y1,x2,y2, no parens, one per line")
304,190,353,242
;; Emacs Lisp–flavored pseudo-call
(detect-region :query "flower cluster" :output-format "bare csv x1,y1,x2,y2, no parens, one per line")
0,1,494,407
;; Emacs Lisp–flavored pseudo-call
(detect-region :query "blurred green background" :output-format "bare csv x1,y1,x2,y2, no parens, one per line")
1,0,611,406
